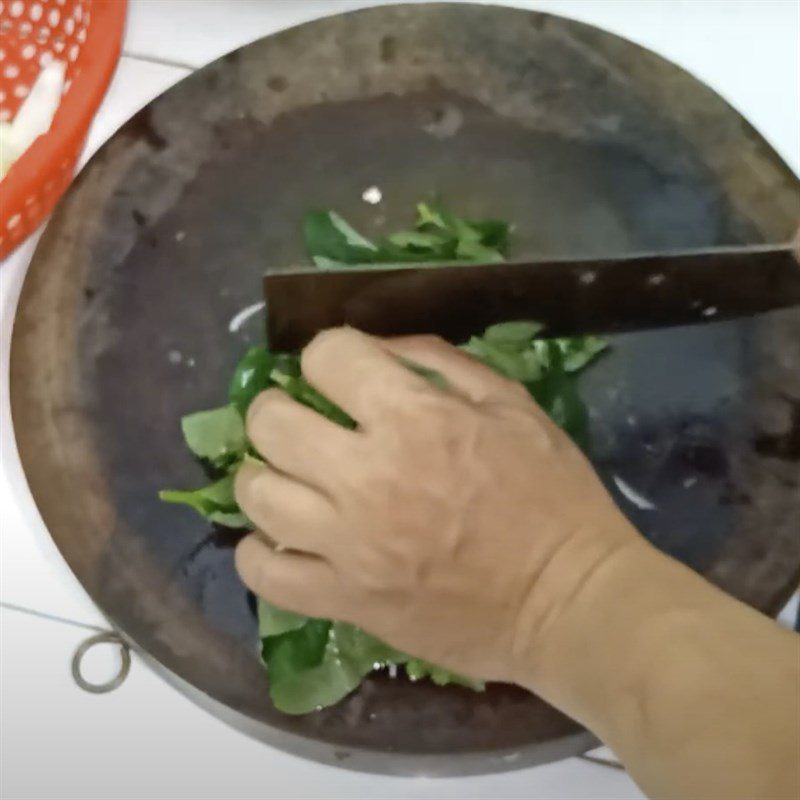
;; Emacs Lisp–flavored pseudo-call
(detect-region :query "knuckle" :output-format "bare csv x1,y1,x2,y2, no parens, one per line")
245,387,286,432
234,536,266,590
301,327,357,374
504,379,532,402
414,334,450,353
233,465,257,510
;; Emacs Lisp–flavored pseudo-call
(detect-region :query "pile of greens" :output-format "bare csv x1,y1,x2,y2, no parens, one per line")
160,203,606,714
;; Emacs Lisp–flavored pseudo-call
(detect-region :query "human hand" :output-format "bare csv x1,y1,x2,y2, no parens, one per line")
234,328,639,685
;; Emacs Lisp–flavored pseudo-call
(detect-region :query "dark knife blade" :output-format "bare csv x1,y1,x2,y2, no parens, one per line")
265,244,800,351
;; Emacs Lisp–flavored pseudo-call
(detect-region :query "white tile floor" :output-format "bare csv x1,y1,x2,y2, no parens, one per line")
1,1,798,798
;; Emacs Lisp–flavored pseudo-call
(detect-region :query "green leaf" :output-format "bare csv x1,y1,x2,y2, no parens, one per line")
553,335,608,373
312,255,353,270
263,621,384,714
207,509,250,527
468,219,511,253
258,599,309,638
526,342,589,447
181,405,246,468
414,202,509,260
304,210,378,265
462,337,545,383
228,347,275,415
259,605,480,714
454,239,504,263
482,321,544,348
386,230,450,251
159,474,248,528
415,201,449,231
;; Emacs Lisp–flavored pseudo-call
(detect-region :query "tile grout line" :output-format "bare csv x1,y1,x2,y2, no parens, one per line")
121,50,197,72
0,600,107,633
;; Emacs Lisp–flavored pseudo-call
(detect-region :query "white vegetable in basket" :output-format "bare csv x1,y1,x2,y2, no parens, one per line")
0,61,66,181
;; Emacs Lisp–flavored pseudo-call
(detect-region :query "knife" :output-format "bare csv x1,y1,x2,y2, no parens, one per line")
264,243,800,351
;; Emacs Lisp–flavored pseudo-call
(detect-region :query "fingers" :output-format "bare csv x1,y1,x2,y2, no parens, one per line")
235,460,335,555
235,533,350,620
246,387,356,487
300,328,429,423
385,335,524,403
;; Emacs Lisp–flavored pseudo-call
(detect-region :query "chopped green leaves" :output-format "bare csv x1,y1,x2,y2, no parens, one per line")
160,201,606,714
303,203,510,267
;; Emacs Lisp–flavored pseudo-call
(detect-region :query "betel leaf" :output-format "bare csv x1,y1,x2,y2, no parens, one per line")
262,620,377,714
181,405,247,468
159,474,248,527
455,239,505,263
228,346,276,415
258,598,309,638
482,320,545,347
262,618,480,714
555,336,608,373
461,336,545,384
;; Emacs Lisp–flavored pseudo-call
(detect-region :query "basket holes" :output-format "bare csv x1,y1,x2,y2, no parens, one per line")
74,4,82,21
18,20,33,36
62,78,71,93
0,48,5,61
39,50,54,67
0,20,12,34
13,83,28,98
36,26,50,41
48,8,60,26
64,17,74,34
10,0,24,17
76,27,86,43
4,64,20,79
0,1,4,15
22,44,37,60
25,196,36,206
56,0,66,5
53,39,65,53
7,214,22,230
68,44,79,61
29,2,42,21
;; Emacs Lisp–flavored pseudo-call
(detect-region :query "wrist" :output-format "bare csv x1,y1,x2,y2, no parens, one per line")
512,523,704,735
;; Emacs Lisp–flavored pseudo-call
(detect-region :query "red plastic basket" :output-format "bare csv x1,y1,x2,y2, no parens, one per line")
0,0,125,259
